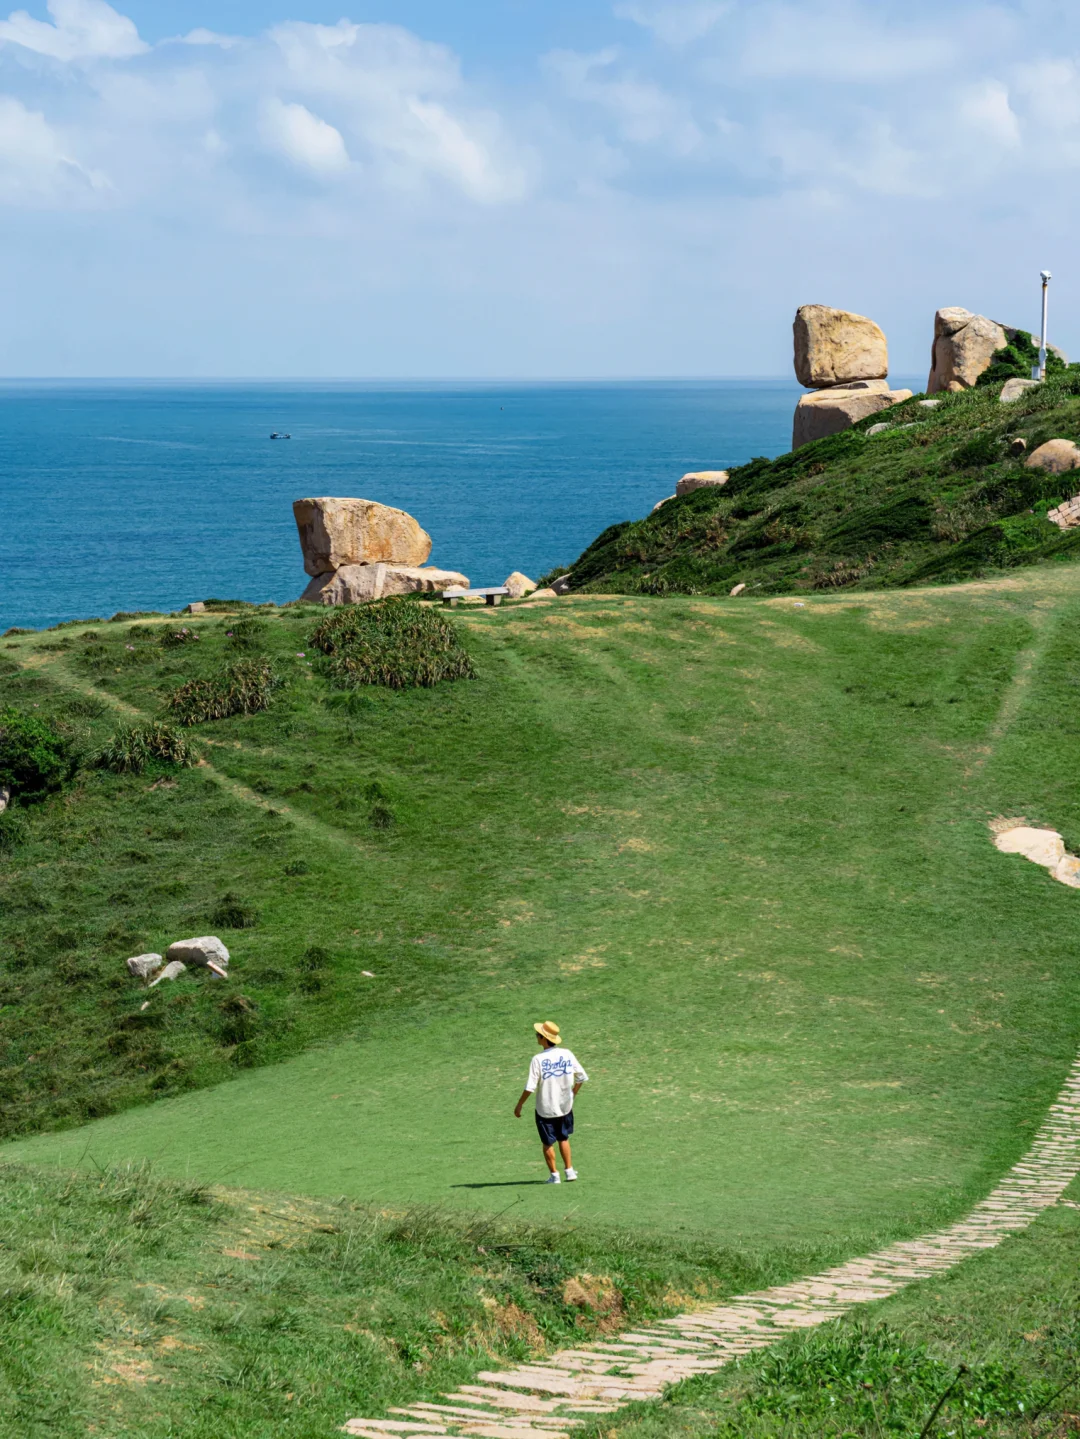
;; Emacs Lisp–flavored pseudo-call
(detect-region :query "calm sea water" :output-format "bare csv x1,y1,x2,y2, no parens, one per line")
0,380,802,631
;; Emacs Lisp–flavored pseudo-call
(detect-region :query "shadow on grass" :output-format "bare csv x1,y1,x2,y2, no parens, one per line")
450,1180,549,1188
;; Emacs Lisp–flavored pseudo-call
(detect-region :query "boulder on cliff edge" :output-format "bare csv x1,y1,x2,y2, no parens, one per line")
927,308,1008,393
793,305,888,388
293,497,433,576
300,563,470,605
793,385,913,449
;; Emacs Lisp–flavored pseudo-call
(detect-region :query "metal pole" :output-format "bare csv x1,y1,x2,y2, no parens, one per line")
1039,270,1051,379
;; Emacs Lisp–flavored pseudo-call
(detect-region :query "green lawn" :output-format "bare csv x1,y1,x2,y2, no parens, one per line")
4,576,1080,1252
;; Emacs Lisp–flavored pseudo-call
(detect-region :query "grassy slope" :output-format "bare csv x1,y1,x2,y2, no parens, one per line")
3,576,1080,1252
9,1164,1074,1439
0,1162,824,1439
564,372,1080,596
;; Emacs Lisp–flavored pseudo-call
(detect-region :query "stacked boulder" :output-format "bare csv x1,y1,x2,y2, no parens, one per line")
792,305,913,448
294,497,469,604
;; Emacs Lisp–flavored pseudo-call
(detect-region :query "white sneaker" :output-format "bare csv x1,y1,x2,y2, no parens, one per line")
546,1172,560,1184
565,1168,578,1181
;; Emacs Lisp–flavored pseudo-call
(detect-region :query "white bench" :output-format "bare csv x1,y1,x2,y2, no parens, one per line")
443,586,510,608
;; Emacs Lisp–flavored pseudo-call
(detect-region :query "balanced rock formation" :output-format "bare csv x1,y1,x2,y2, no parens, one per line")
293,496,469,605
301,563,468,606
792,307,909,448
1025,439,1080,475
793,382,913,449
927,308,1007,393
293,497,432,576
676,471,728,497
793,306,888,388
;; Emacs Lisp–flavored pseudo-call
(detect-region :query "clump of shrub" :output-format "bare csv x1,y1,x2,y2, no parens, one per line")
298,944,330,994
160,626,201,649
309,597,476,690
365,780,395,830
0,707,73,803
219,993,258,1046
978,328,1067,388
96,722,197,775
165,659,278,726
223,616,268,650
210,891,259,929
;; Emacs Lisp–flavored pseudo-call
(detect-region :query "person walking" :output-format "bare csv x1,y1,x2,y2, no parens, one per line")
514,1021,588,1184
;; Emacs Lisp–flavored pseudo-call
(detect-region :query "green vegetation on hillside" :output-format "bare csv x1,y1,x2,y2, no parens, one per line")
564,372,1080,596
3,575,1080,1253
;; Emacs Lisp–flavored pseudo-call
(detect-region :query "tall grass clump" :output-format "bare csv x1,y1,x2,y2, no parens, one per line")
159,625,201,649
96,722,197,775
0,706,72,802
165,659,279,726
309,597,476,690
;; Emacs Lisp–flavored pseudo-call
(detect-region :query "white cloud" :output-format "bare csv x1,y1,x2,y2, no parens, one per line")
614,2,729,47
958,79,1021,151
546,48,703,154
0,0,146,62
262,98,351,175
179,28,242,50
0,92,108,200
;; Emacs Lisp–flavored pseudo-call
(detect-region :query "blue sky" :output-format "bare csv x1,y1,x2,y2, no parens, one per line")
0,1,1076,377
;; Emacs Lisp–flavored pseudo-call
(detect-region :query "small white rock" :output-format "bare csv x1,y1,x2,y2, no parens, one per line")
362,970,375,977
917,398,941,409
126,952,163,981
866,422,891,436
729,583,746,597
149,960,187,987
1053,855,1080,888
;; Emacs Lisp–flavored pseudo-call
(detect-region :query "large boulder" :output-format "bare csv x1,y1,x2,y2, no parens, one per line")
300,563,469,605
792,386,913,449
927,309,1007,393
293,498,432,576
793,306,888,388
167,936,230,975
1025,439,1080,475
503,572,536,598
676,471,729,497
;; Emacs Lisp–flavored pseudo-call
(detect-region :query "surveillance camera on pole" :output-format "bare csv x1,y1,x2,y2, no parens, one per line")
1035,270,1051,380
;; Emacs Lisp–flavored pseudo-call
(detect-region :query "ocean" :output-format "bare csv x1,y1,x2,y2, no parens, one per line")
0,380,802,631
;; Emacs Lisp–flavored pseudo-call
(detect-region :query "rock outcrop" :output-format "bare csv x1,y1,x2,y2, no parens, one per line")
503,572,536,598
293,497,432,576
149,960,187,987
1025,439,1080,475
793,306,888,388
1000,377,1040,404
676,471,729,497
301,564,469,606
793,384,913,448
927,308,1007,393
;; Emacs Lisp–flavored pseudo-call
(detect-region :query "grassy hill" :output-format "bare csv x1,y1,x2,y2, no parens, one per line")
3,569,1080,1435
562,372,1080,596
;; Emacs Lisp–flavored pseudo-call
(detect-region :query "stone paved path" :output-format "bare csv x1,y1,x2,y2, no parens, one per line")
343,1054,1080,1438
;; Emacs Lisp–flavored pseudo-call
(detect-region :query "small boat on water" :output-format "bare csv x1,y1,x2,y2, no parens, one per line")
269,432,292,440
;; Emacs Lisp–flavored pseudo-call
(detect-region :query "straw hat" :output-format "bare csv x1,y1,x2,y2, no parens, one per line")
534,1020,561,1045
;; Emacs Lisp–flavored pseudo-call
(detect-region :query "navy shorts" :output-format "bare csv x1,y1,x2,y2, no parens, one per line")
535,1108,574,1146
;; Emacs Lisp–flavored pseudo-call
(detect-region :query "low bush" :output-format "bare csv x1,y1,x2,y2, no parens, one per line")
210,891,259,929
223,616,268,649
309,597,476,690
165,659,278,726
96,722,198,775
160,626,201,649
0,707,72,802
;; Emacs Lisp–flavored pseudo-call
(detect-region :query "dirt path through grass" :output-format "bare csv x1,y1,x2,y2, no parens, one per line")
344,1051,1080,1438
13,651,368,853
